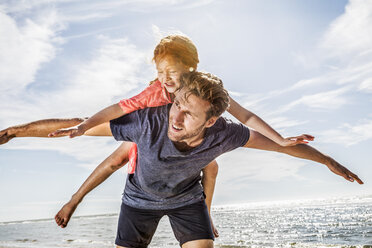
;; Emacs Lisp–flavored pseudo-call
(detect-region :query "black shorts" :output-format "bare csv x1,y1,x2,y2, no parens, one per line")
115,201,214,248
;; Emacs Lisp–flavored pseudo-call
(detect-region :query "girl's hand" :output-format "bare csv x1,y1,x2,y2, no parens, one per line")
280,134,315,146
48,124,86,138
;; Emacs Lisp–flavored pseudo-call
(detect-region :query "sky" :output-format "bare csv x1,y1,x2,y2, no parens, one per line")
0,0,371,222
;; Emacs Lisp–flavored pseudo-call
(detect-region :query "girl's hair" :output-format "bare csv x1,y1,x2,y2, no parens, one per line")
153,35,199,71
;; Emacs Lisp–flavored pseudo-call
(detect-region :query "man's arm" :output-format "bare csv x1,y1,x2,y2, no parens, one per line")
0,118,86,145
0,118,112,145
55,141,131,228
244,130,364,184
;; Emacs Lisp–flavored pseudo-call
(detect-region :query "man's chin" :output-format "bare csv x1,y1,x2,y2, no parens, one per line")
167,131,182,142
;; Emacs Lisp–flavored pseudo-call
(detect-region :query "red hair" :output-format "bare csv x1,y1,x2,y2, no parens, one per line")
153,35,199,71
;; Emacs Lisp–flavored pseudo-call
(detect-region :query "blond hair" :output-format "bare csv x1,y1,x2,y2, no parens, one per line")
153,35,199,71
180,71,229,119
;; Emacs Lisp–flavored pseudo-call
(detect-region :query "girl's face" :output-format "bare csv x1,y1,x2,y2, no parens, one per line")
156,56,189,94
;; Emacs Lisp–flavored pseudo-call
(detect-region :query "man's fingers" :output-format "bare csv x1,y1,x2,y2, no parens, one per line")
0,129,6,136
347,171,364,184
0,132,15,145
0,133,9,145
335,166,364,184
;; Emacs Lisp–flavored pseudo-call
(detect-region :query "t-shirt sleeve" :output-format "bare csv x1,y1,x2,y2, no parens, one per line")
110,110,143,142
118,80,172,114
221,119,250,152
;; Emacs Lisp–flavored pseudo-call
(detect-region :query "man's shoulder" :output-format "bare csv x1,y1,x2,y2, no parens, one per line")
213,116,244,130
138,104,170,120
207,117,250,146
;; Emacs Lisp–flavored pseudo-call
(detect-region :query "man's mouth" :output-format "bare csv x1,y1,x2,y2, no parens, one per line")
172,124,183,131
165,82,175,87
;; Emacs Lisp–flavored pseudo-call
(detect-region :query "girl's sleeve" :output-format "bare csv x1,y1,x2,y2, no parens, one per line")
118,80,172,114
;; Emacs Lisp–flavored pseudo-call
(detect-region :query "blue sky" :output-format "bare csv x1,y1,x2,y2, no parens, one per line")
0,0,371,222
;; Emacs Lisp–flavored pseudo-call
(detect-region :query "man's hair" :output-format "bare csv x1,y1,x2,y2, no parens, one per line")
153,35,199,71
179,71,230,119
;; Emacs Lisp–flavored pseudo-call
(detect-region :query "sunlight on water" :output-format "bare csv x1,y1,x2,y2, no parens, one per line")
0,196,371,248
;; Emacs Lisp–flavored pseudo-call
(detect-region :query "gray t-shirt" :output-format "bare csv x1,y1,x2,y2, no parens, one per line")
110,104,250,210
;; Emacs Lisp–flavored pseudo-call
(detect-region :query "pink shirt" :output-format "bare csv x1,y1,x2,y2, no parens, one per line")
118,80,172,173
119,80,172,114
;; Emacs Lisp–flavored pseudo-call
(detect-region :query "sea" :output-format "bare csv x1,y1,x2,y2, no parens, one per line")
0,195,371,248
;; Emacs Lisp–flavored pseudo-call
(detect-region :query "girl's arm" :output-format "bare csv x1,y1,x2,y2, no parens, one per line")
49,104,123,138
227,96,314,146
201,160,219,238
50,80,171,138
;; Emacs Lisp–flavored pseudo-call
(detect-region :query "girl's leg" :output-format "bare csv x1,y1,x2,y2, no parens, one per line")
201,160,219,238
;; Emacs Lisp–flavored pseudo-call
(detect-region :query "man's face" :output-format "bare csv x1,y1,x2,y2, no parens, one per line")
168,88,216,145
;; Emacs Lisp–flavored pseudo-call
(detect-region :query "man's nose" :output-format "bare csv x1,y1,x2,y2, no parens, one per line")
165,71,171,80
173,110,184,123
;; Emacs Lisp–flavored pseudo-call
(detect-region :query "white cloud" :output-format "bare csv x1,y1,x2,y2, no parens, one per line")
321,0,372,58
358,77,372,92
265,116,307,131
216,148,306,183
0,7,63,95
319,119,372,146
279,86,351,112
50,36,152,114
3,137,119,170
4,0,216,24
241,0,372,121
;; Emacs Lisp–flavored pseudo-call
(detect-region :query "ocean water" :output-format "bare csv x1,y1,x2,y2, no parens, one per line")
0,196,371,248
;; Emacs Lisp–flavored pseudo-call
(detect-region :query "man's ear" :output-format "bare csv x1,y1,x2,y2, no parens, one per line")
205,116,218,128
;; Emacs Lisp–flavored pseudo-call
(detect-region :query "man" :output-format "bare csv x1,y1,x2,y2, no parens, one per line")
54,71,362,248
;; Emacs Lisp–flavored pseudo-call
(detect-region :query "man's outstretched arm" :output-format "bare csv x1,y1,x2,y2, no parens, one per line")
0,118,112,145
244,130,364,184
0,118,86,145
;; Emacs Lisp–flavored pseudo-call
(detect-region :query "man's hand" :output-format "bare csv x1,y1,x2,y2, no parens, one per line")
279,134,315,146
48,124,86,138
325,157,364,184
0,128,16,145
